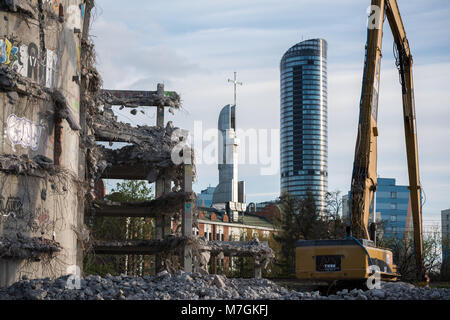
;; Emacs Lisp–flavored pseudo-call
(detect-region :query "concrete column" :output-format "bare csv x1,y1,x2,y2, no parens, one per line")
254,258,262,279
163,179,172,236
182,164,193,272
0,1,88,286
154,83,165,274
210,254,217,275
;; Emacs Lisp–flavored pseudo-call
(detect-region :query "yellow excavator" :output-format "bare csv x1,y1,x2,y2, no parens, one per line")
296,0,425,284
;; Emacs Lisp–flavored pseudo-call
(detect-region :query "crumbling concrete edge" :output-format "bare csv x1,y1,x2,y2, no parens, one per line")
0,235,61,261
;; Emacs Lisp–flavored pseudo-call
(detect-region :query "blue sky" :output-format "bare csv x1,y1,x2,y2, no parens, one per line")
90,0,450,227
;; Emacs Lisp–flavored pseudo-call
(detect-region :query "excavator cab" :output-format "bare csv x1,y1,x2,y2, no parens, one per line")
295,238,398,284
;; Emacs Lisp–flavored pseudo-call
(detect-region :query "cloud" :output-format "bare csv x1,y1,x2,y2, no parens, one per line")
91,0,450,215
90,17,205,90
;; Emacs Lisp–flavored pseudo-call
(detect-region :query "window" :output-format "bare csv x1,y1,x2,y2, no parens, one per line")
390,203,397,210
391,192,397,199
390,215,397,222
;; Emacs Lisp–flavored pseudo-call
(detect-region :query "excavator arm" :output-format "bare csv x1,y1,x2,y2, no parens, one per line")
349,0,424,280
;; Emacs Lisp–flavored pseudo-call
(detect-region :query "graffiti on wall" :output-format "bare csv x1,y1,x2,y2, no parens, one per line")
27,42,39,81
0,197,23,220
80,2,85,19
32,206,55,234
45,49,58,88
7,114,43,151
67,5,82,29
0,196,31,233
0,39,24,72
1,39,27,77
0,197,55,235
43,0,60,13
1,38,58,88
0,39,13,65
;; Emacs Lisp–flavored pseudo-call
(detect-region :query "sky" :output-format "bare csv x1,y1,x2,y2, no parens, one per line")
89,0,450,227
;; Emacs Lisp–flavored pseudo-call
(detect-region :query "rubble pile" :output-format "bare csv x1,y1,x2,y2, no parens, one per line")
328,282,450,300
0,272,449,300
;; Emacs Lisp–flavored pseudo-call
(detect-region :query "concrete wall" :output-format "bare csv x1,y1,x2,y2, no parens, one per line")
0,0,88,287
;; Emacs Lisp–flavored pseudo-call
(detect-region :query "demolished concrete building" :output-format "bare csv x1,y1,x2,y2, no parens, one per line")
0,0,90,287
0,0,273,288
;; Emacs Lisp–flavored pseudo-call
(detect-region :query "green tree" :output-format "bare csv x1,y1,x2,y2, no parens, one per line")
324,190,347,239
272,190,347,278
272,192,300,277
262,232,284,278
378,225,443,282
84,180,154,276
296,190,329,240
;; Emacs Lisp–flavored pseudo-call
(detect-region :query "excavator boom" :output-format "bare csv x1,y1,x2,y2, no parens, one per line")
349,0,424,280
296,0,425,284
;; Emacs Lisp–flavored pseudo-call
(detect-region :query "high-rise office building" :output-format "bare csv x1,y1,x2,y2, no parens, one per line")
375,178,412,240
196,186,216,208
280,39,328,212
343,178,413,241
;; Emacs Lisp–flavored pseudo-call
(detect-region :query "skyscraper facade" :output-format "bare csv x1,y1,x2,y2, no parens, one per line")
343,178,413,241
375,178,411,240
280,39,328,212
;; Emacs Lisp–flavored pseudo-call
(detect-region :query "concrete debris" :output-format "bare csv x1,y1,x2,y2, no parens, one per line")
92,236,274,276
0,66,47,99
86,103,194,189
51,90,81,131
0,154,55,176
99,89,181,109
93,143,184,182
212,275,226,289
92,236,274,258
91,192,197,218
204,238,272,257
0,235,60,261
0,274,448,300
199,238,274,271
93,236,195,256
92,112,178,146
0,0,37,19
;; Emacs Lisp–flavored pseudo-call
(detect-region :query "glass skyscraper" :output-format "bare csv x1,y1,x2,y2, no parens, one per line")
280,39,328,212
343,178,413,241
